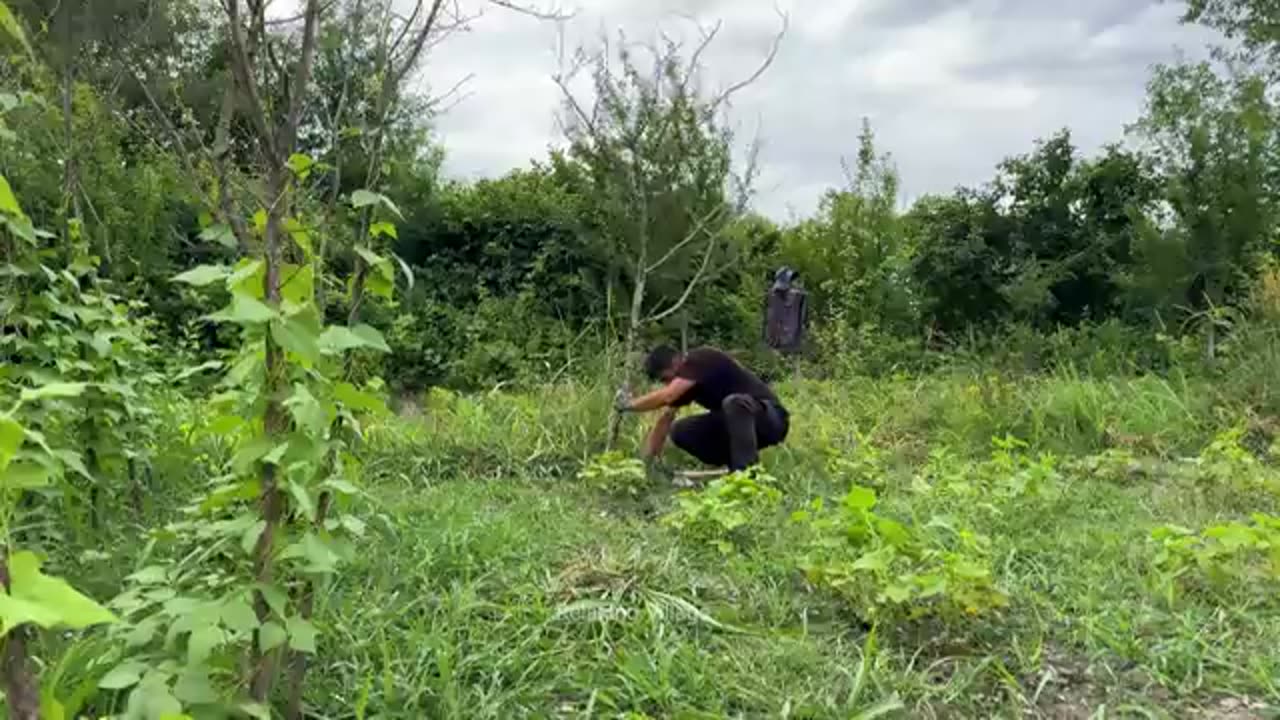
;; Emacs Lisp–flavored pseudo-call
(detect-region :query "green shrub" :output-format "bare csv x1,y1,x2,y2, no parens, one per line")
793,484,1007,623
577,451,649,497
1063,447,1147,483
907,435,1059,507
1149,514,1280,607
661,469,783,554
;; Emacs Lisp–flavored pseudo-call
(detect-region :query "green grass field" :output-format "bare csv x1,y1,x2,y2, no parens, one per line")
259,371,1277,719
45,370,1280,719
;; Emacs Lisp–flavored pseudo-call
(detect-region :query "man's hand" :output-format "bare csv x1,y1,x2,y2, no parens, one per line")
644,454,672,479
613,387,632,413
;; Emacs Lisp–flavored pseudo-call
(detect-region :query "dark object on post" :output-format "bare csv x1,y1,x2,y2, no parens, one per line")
764,266,807,353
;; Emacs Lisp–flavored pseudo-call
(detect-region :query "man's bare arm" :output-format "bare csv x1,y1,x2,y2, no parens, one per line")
625,377,695,412
643,407,677,459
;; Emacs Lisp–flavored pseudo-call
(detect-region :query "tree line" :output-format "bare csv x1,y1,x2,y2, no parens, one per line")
2,1,1278,393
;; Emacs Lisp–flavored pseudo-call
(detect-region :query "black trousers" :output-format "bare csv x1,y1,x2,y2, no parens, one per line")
671,394,789,471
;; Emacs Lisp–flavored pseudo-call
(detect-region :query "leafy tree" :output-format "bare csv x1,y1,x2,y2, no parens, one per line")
991,130,1083,326
108,3,395,715
988,130,1157,327
817,119,917,337
1183,0,1280,73
4,0,206,260
385,165,605,389
1129,61,1280,355
550,15,787,443
908,188,1017,338
0,14,126,719
1073,145,1162,323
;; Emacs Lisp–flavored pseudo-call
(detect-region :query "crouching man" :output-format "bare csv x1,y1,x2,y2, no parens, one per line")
617,345,789,472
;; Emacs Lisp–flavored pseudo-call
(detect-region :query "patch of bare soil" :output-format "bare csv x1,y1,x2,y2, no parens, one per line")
1192,696,1275,720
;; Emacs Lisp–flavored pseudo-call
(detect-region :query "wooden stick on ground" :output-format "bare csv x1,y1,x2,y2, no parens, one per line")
670,468,728,489
675,468,730,479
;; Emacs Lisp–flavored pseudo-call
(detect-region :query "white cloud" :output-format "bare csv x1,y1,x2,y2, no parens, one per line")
270,0,1221,221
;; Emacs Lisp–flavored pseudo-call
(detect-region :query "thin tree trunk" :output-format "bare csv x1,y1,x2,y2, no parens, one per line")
285,493,331,719
606,268,646,450
250,167,290,702
606,171,651,450
128,456,145,514
60,29,83,258
0,552,38,720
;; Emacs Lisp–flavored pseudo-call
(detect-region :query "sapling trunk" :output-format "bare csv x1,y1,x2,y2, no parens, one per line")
0,552,37,720
250,165,290,702
286,493,332,719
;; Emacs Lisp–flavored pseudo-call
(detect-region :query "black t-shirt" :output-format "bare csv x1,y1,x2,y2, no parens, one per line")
671,347,779,411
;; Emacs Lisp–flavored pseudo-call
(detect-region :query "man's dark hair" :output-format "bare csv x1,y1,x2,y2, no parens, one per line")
643,345,680,381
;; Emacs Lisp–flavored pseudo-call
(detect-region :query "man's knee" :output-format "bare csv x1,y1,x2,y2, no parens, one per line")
670,418,696,451
721,393,756,415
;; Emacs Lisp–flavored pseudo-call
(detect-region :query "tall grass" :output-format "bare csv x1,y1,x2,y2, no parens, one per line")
25,339,1280,718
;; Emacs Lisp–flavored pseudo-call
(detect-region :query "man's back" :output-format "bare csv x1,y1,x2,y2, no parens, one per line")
672,347,778,411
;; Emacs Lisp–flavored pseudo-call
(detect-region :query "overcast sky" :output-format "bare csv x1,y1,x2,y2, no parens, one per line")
281,0,1221,221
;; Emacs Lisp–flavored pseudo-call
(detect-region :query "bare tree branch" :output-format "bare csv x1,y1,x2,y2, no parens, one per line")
683,18,722,86
265,9,306,25
391,0,448,87
730,132,762,212
488,0,576,21
645,204,724,273
710,6,788,109
639,20,721,166
646,229,721,324
425,72,476,114
552,73,600,139
223,0,279,160
121,63,204,181
280,0,322,154
264,0,342,27
213,80,254,250
552,32,603,140
122,57,267,244
388,0,425,56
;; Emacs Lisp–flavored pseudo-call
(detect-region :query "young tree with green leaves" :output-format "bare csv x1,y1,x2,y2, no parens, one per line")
0,10,126,719
101,1,401,715
550,14,788,446
815,119,917,344
1129,61,1279,358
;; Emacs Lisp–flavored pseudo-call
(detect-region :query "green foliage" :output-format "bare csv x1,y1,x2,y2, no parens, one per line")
1170,426,1280,506
660,469,782,554
1129,62,1278,336
0,551,115,635
0,0,1278,397
1150,514,1280,606
793,483,1008,624
0,95,131,714
0,0,31,56
905,435,1060,506
578,451,649,497
106,185,397,711
1183,0,1280,70
824,432,887,488
1064,447,1146,484
1192,426,1259,483
982,434,1062,500
810,119,918,346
